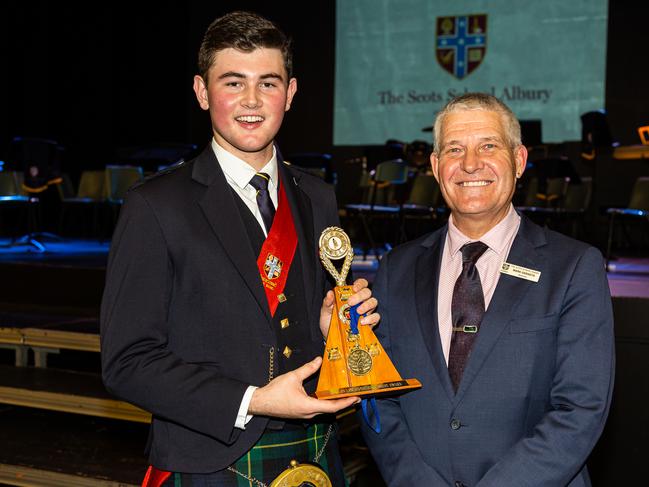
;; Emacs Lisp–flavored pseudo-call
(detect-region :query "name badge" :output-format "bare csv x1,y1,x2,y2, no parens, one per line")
500,262,541,282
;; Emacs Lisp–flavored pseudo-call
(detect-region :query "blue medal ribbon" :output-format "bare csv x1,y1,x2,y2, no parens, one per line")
349,303,381,434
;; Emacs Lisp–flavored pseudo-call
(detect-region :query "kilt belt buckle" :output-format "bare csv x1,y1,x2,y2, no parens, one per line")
227,424,334,487
270,460,331,487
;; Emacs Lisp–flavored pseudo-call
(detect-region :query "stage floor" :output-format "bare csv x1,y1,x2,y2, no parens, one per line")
1,238,647,298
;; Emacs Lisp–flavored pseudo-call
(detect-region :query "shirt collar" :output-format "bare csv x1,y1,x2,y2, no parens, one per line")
211,138,278,191
447,204,520,257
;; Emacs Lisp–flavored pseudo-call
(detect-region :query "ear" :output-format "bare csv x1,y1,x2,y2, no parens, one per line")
193,75,209,111
430,151,440,182
514,144,528,178
285,78,298,111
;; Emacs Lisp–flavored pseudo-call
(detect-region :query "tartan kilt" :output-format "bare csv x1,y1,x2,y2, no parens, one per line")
162,423,346,487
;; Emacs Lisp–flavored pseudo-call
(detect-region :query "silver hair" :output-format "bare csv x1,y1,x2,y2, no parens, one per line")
432,93,522,154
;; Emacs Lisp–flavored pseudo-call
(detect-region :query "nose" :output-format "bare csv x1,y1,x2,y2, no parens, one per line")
461,149,484,173
242,85,261,109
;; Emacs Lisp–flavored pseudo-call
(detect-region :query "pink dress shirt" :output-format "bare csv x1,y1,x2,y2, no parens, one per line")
437,205,521,364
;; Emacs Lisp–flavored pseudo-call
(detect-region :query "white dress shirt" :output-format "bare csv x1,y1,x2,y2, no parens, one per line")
210,139,278,428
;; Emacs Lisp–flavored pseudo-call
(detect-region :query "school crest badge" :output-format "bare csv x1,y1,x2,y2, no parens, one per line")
264,254,283,280
436,14,487,79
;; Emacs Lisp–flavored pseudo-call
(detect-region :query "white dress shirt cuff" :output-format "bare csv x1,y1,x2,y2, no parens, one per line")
234,385,257,430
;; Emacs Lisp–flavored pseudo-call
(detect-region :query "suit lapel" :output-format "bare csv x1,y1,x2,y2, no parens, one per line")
278,160,316,321
453,216,546,403
415,229,455,402
192,147,271,322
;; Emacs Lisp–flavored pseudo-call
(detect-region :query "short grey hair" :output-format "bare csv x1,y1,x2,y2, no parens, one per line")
432,92,522,154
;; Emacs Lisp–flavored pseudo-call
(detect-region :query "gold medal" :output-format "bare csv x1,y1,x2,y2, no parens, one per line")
348,346,373,376
318,227,354,287
318,227,351,260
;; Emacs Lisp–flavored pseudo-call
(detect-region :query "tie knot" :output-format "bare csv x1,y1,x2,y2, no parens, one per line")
249,172,271,192
461,241,488,264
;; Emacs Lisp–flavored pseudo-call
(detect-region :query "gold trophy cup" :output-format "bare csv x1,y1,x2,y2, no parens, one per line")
315,227,421,399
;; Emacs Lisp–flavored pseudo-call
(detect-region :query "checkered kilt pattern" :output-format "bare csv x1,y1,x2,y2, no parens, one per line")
162,423,346,487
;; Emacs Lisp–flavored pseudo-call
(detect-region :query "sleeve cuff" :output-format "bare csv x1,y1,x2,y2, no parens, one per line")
234,385,257,430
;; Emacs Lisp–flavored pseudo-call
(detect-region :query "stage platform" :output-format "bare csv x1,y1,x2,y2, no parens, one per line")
0,238,647,485
2,238,645,297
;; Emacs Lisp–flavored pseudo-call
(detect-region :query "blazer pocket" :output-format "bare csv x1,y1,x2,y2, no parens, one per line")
509,313,558,334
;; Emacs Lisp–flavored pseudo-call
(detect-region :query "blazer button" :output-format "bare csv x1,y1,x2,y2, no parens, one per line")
454,482,465,487
450,419,461,430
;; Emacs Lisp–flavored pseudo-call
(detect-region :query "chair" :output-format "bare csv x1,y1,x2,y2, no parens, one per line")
105,165,143,204
58,170,106,237
564,177,593,213
334,157,367,208
115,142,197,174
345,159,409,257
518,177,568,210
285,153,333,182
405,140,432,172
105,166,144,234
562,177,593,238
580,110,616,160
517,175,596,241
399,174,445,242
606,177,649,264
524,177,593,238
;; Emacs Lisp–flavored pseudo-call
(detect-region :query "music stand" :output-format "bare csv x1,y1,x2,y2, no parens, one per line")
9,136,64,252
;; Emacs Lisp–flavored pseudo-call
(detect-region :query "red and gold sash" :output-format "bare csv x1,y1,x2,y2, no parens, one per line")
141,465,170,487
256,179,298,316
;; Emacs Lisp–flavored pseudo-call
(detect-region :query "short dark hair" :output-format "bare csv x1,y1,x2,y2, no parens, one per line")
433,92,522,154
197,11,293,84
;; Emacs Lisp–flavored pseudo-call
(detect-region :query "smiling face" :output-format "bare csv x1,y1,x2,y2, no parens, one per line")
431,109,527,237
193,47,297,170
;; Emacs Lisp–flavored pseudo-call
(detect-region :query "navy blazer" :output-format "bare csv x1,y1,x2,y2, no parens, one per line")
361,216,615,486
101,145,339,472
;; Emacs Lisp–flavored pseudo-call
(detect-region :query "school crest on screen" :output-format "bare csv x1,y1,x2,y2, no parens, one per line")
436,14,487,80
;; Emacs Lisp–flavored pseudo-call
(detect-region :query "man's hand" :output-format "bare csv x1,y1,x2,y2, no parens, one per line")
319,278,380,338
248,356,359,418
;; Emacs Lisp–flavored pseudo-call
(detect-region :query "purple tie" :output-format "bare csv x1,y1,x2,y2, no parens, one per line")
249,173,276,233
448,241,489,392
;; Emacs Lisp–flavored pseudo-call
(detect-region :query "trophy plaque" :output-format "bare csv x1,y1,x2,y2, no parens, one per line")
315,227,421,400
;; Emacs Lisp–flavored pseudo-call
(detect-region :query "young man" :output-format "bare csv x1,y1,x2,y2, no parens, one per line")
101,11,378,486
361,93,614,486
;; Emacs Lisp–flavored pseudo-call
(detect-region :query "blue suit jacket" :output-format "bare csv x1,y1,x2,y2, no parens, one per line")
361,216,615,487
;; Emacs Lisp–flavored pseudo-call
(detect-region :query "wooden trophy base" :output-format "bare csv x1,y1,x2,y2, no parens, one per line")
315,378,422,400
315,285,421,400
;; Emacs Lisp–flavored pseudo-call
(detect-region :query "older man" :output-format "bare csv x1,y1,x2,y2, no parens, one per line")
361,93,614,486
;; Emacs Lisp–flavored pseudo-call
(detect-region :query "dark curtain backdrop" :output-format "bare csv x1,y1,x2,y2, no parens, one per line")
0,1,647,177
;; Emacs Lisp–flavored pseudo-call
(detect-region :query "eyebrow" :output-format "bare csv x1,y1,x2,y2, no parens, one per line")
217,71,285,82
443,136,503,147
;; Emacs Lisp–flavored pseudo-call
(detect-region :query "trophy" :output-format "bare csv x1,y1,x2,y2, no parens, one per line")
315,227,421,399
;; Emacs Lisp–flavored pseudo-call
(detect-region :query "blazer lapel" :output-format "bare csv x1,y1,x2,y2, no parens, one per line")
415,228,455,402
278,160,316,321
453,216,546,403
192,146,271,322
